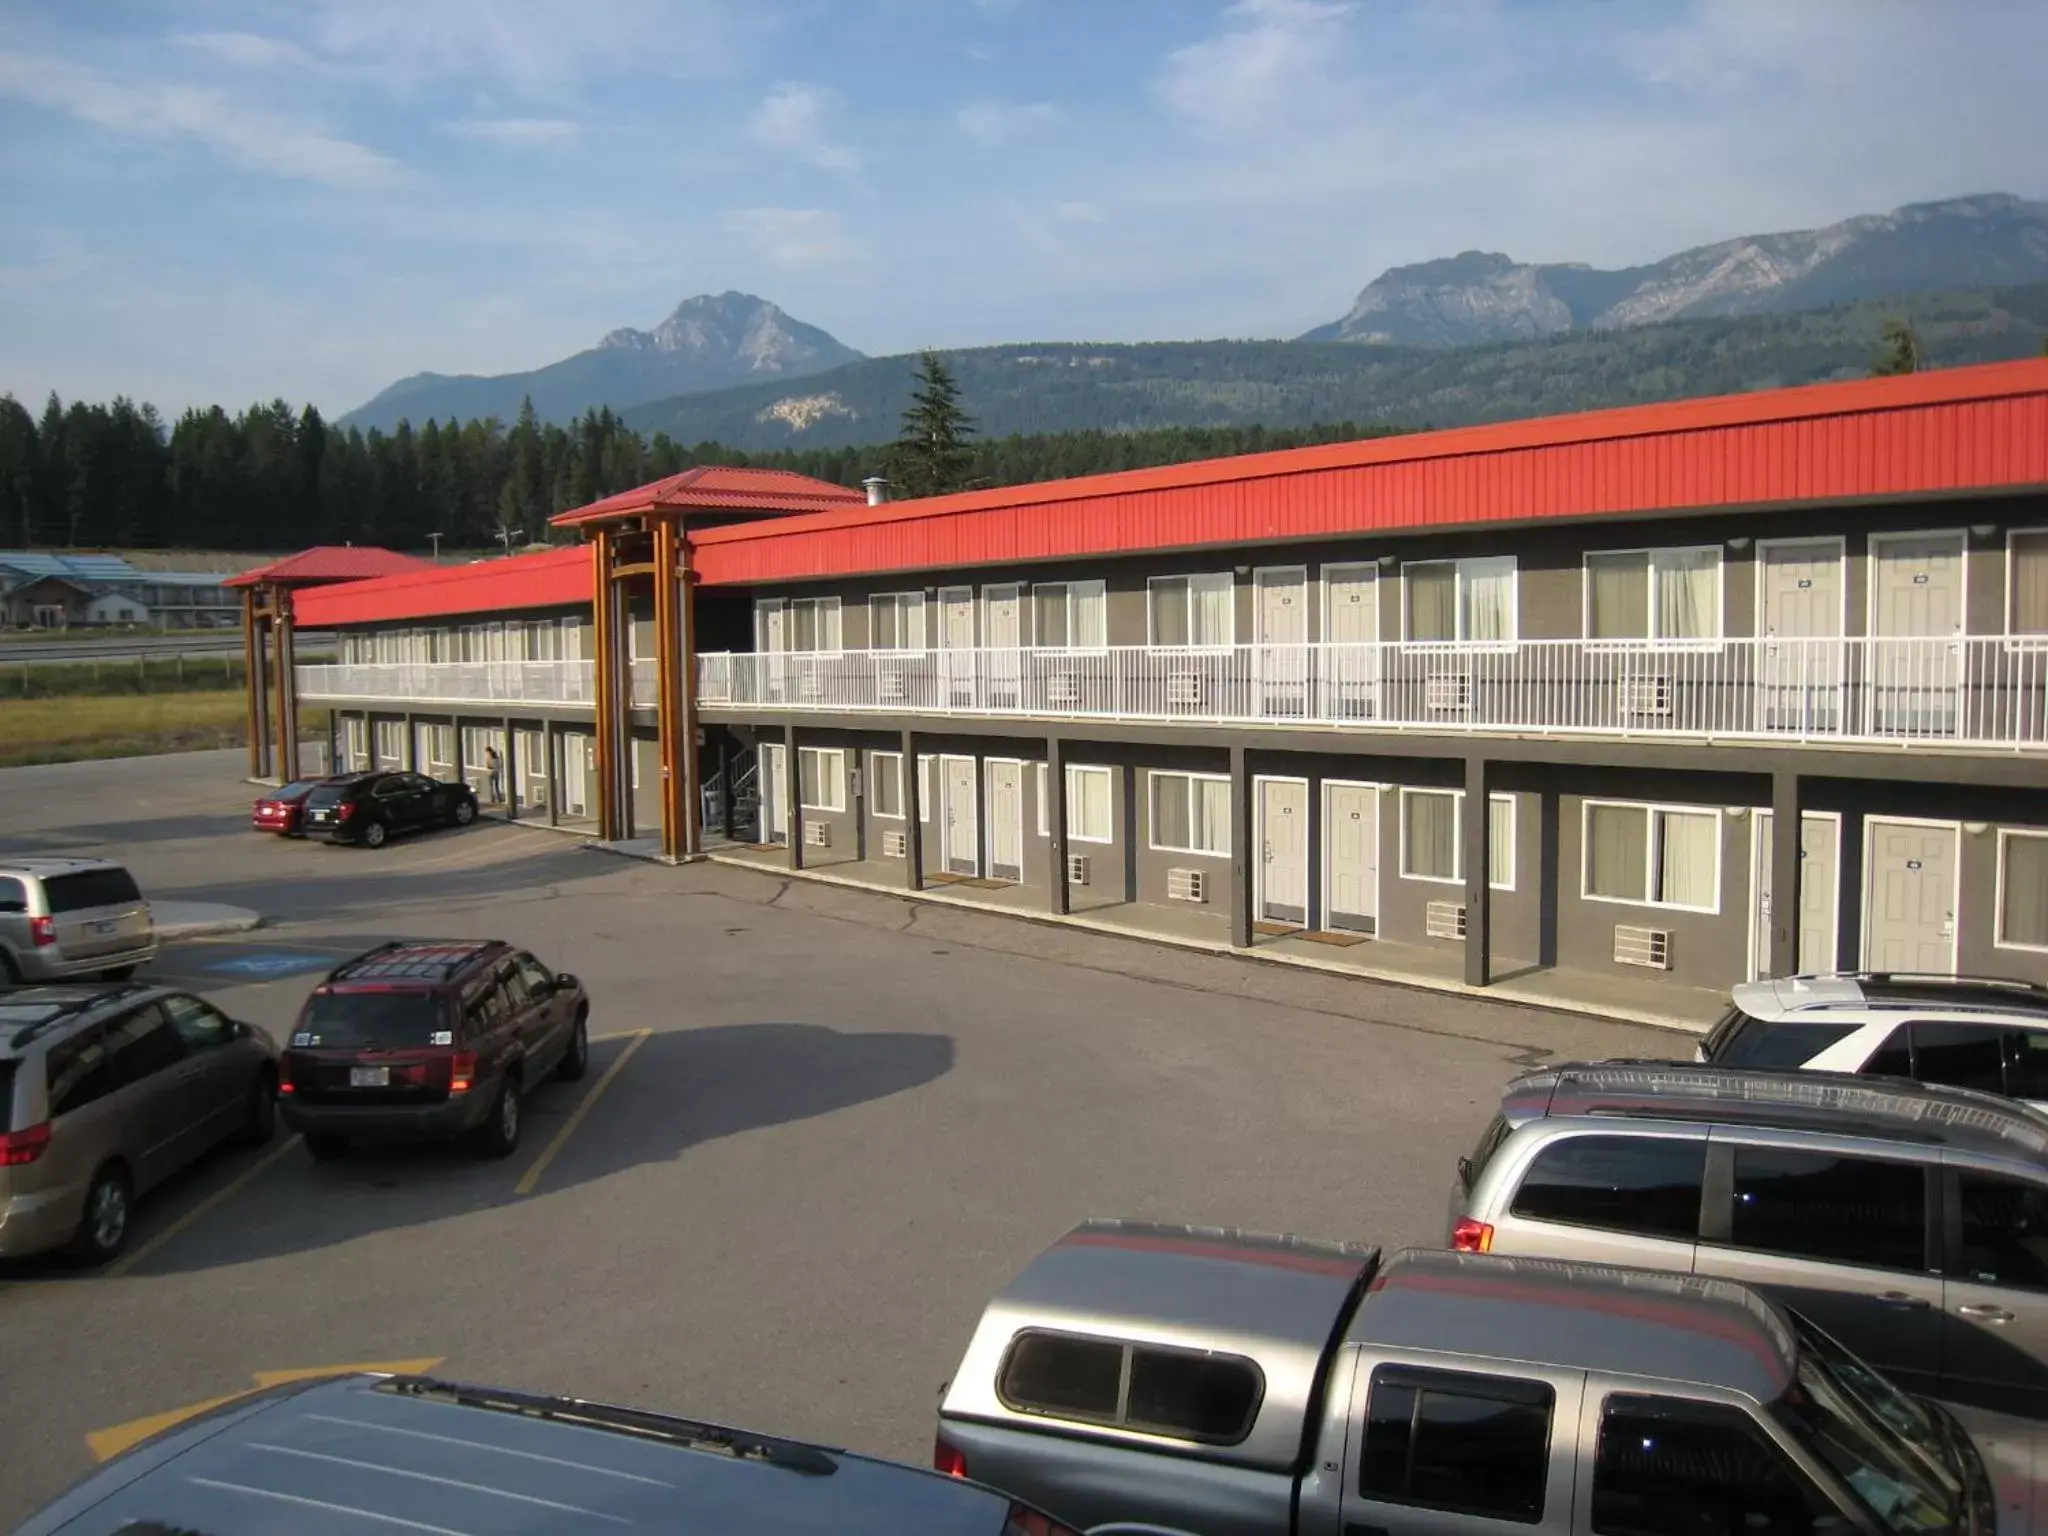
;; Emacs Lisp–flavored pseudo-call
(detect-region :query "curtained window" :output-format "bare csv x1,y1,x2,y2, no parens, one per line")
789,597,841,653
870,592,925,651
1585,802,1721,911
870,752,904,818
1149,574,1235,647
1399,789,1515,886
2012,532,2048,637
1586,547,1721,641
1151,771,1230,855
1037,763,1114,842
1404,558,1517,642
2000,833,2048,950
1032,581,1107,650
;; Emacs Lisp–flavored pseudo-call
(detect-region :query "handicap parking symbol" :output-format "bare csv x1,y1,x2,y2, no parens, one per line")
203,951,335,979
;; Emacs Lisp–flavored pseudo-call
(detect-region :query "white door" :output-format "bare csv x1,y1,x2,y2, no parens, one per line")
561,735,592,819
984,584,1023,706
1323,783,1379,934
759,601,789,704
1257,778,1309,925
1751,811,1841,979
986,760,1024,882
1758,539,1845,732
1863,819,1959,973
1255,568,1308,717
1322,564,1381,719
942,756,979,875
938,586,976,707
759,742,786,843
1870,534,1965,737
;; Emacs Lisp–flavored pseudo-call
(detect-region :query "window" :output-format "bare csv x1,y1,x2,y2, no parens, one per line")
1032,580,1107,650
301,991,448,1048
524,621,558,661
1397,789,1514,888
515,954,556,997
0,876,25,915
1360,1367,1551,1524
999,1332,1263,1444
2009,1030,2048,1100
160,994,234,1051
1586,547,1723,642
1707,1011,1860,1070
1593,1396,1837,1536
104,1004,187,1087
1908,1021,2005,1094
1150,771,1230,856
1957,1172,2048,1289
464,980,509,1032
870,592,926,651
789,597,841,653
2011,530,2048,639
870,752,904,819
499,966,532,1008
1147,573,1234,648
1583,802,1720,912
1726,1148,1925,1272
41,868,142,913
1036,763,1114,843
1999,832,2048,951
45,1025,111,1117
798,747,846,812
1403,557,1516,643
1510,1135,1705,1241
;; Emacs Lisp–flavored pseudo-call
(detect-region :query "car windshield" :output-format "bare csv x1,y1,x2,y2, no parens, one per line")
1772,1317,1961,1536
298,991,449,1049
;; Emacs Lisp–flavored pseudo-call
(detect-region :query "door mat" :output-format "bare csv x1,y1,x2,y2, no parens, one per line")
957,877,1010,890
1299,929,1369,947
1254,921,1304,937
926,871,972,885
747,843,784,853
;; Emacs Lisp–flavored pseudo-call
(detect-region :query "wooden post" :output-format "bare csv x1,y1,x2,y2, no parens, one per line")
1464,754,1492,987
243,589,269,779
1230,746,1252,947
652,517,694,861
678,538,702,858
403,712,417,772
1047,737,1069,916
273,592,298,779
544,718,559,827
589,532,619,841
1770,771,1804,979
716,732,733,840
502,715,516,816
901,730,922,891
784,721,803,870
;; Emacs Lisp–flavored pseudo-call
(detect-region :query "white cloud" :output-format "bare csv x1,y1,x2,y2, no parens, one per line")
450,117,581,145
956,100,1059,144
174,32,321,70
748,82,861,174
0,50,402,188
1155,0,1354,139
722,207,859,270
1055,201,1107,224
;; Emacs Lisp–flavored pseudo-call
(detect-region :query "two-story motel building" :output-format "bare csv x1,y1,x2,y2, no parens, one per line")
275,360,2048,1018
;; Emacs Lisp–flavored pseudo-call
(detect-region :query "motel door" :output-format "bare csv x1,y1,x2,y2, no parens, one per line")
942,756,979,876
1254,568,1308,717
1258,778,1309,926
1751,811,1840,979
938,587,977,708
1870,534,1965,737
1862,819,1958,973
986,760,1024,883
1322,564,1381,720
759,742,787,844
1758,541,1843,732
983,584,1023,708
1324,783,1379,934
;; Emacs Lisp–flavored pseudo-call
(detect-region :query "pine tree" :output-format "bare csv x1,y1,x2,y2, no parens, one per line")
887,350,976,498
1873,319,1921,376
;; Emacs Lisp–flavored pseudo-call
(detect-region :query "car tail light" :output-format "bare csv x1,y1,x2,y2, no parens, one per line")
1002,1505,1082,1536
1451,1216,1495,1253
29,915,55,947
277,1056,295,1096
448,1051,478,1094
932,1434,968,1479
0,1122,52,1166
336,801,356,822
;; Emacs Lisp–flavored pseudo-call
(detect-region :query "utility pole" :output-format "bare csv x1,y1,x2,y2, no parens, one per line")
427,531,444,562
494,524,524,557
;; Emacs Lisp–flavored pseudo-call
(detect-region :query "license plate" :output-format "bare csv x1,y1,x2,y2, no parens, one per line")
349,1066,390,1087
91,919,118,935
310,809,330,822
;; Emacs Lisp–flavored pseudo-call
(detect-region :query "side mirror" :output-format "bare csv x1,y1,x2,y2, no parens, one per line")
555,973,579,992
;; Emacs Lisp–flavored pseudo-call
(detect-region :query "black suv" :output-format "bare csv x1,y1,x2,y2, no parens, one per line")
302,771,479,848
278,941,589,1161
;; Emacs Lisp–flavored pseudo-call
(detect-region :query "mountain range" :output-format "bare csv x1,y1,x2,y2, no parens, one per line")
340,194,2048,439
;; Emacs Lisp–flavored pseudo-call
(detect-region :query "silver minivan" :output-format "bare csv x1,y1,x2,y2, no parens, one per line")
0,858,156,984
1451,1062,2048,1417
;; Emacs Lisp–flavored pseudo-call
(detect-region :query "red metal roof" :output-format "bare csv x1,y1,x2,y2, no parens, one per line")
224,545,433,588
550,465,867,527
293,545,591,627
690,358,2048,587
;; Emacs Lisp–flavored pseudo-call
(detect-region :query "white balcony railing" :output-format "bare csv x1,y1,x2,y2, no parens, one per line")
696,639,2048,752
297,660,598,707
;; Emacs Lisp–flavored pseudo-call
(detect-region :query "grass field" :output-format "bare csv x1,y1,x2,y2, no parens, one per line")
0,691,329,768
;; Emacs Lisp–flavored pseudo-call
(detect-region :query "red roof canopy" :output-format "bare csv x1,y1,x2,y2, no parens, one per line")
690,358,2048,586
551,465,867,528
293,545,590,628
225,545,433,588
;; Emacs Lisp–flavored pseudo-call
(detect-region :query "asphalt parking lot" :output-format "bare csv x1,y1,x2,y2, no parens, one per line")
0,749,1675,1523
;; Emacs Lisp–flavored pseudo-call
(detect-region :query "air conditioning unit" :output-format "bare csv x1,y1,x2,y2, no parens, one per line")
1425,901,1468,940
1046,673,1081,705
1167,672,1205,707
1065,853,1090,886
804,821,831,848
1618,675,1673,716
1166,867,1206,903
1426,671,1471,711
878,669,906,702
1614,924,1671,969
882,828,908,859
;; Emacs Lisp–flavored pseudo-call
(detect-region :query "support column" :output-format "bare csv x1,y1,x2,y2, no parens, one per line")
453,717,468,797
403,712,417,772
502,715,516,816
589,532,620,842
1230,746,1252,948
1046,737,1069,916
1464,754,1492,987
678,539,702,858
653,517,687,861
716,733,732,840
544,718,559,827
901,730,922,891
1770,771,1805,979
326,712,338,776
784,721,803,870
242,589,263,779
273,592,298,780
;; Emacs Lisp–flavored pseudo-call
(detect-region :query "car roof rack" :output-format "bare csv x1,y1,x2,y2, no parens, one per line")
325,940,500,985
3,982,153,1049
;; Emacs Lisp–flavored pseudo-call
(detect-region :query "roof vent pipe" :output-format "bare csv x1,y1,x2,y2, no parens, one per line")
862,476,890,506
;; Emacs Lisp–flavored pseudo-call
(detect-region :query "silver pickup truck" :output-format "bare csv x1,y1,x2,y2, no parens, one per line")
936,1219,2046,1536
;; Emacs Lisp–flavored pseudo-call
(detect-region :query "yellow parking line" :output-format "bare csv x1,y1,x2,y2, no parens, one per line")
514,1029,651,1197
589,1028,640,1042
107,1135,303,1279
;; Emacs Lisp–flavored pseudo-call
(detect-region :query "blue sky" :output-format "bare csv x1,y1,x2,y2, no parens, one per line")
3,0,2045,418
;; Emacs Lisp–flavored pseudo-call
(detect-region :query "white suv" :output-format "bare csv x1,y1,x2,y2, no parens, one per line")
1699,971,2048,1111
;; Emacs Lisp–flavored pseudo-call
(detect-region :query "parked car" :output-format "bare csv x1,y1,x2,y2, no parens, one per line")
16,1370,1082,1535
0,858,156,986
279,939,587,1161
1450,1059,2048,1418
250,776,338,836
937,1218,2028,1535
301,770,479,848
1701,971,2048,1111
0,983,278,1262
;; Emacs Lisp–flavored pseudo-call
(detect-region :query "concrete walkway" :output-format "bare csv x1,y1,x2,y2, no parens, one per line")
152,901,263,940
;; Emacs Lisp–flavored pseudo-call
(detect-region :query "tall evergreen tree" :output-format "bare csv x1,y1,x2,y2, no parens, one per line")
1873,319,1921,376
887,350,976,498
